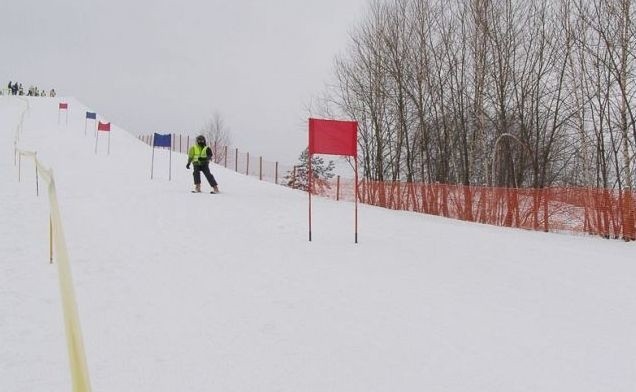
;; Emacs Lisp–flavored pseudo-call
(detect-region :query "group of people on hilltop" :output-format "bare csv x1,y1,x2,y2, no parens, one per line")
5,81,56,97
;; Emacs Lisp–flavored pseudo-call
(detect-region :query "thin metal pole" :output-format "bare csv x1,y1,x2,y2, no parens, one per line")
355,157,358,244
308,156,312,242
151,145,155,179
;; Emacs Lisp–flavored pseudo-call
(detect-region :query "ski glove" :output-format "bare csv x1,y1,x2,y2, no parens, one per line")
186,163,191,169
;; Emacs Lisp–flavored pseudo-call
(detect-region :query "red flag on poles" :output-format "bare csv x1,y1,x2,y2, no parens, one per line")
97,121,111,132
95,121,112,154
58,102,69,126
308,118,357,156
307,118,359,243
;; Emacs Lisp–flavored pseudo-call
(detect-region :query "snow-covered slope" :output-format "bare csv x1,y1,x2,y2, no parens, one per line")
1,96,635,391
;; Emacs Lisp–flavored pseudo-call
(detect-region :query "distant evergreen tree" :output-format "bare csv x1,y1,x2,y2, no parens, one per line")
284,148,335,194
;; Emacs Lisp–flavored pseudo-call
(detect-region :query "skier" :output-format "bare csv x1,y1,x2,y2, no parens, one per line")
186,135,220,193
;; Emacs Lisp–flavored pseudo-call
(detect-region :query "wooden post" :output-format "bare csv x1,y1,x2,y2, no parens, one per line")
259,157,262,180
49,216,53,264
275,162,279,184
336,175,340,201
235,148,239,172
246,152,250,175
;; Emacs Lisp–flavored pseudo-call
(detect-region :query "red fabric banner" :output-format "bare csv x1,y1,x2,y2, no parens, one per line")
308,118,357,156
59,102,68,110
97,121,111,132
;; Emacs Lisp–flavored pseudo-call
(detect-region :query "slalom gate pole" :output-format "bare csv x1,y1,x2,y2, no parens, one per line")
151,145,155,179
308,154,313,242
355,157,359,244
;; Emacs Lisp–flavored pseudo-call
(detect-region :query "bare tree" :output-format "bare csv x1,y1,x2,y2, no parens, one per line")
318,0,635,202
199,112,232,164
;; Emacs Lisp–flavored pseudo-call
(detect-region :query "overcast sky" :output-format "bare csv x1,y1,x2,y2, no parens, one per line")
2,0,367,162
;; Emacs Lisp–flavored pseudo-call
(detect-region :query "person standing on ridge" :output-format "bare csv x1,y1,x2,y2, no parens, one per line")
187,135,220,193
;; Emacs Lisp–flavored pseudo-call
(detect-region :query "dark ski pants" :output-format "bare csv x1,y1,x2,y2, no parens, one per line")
193,163,218,187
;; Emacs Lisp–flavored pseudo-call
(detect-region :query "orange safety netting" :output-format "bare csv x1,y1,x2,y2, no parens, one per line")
319,179,636,240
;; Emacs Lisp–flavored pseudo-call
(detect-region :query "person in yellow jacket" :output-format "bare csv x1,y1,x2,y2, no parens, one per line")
187,135,220,193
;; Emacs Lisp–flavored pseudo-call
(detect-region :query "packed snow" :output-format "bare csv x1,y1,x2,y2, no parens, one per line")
1,96,635,391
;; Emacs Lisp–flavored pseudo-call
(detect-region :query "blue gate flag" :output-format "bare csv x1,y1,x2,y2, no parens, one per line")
153,133,172,148
86,111,96,119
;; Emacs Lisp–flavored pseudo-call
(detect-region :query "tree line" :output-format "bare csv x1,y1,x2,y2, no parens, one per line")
318,0,635,192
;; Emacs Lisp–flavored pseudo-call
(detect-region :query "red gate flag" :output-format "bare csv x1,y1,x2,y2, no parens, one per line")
59,102,68,110
97,121,111,132
307,117,359,243
308,118,357,156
